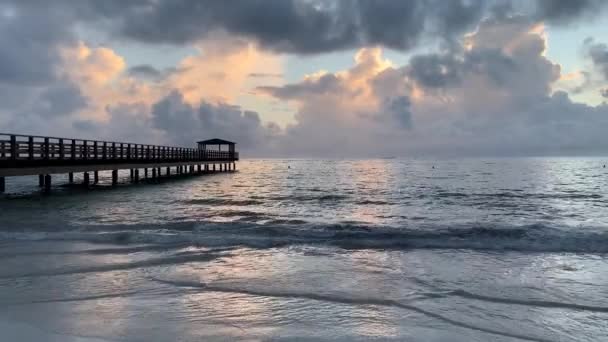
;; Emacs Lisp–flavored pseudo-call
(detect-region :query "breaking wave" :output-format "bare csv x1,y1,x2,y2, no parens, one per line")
2,221,608,254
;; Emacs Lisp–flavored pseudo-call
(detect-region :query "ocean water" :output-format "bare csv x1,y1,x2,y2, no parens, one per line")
0,158,607,341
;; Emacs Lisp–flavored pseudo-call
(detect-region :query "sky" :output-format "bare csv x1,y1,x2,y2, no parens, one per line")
1,0,608,157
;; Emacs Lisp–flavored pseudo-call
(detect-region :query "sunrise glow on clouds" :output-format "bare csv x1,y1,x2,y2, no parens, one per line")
1,1,608,156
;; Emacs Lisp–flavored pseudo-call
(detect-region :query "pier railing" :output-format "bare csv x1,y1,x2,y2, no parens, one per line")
0,133,238,168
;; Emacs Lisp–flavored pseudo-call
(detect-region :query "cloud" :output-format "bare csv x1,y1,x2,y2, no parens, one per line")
37,81,89,117
259,73,343,100
257,15,608,156
382,96,413,129
534,0,607,24
163,38,283,104
0,3,75,86
3,0,606,58
586,40,608,79
128,65,163,80
248,73,283,78
2,1,608,157
108,0,606,54
2,0,486,55
150,91,280,152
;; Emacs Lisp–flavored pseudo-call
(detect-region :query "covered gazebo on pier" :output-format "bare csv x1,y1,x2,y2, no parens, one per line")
197,138,236,158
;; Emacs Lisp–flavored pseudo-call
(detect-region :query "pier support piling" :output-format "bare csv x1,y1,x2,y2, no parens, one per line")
166,167,170,176
94,171,99,184
134,169,139,183
213,164,216,172
130,169,134,182
111,170,118,185
68,172,74,184
152,167,157,181
83,172,90,187
43,175,51,193
0,177,5,193
144,168,148,179
38,174,45,187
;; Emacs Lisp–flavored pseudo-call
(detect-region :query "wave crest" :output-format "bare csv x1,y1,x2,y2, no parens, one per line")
2,221,608,254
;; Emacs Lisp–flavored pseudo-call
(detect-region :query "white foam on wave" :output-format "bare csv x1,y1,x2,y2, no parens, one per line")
1,221,608,253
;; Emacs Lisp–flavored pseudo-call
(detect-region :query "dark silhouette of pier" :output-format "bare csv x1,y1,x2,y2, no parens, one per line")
0,134,239,193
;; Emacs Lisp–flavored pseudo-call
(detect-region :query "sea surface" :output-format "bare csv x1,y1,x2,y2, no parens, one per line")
0,158,607,341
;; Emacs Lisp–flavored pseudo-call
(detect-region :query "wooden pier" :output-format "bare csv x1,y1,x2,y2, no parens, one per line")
0,134,239,193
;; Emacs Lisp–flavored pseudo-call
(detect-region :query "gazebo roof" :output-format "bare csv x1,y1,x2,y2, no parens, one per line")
196,138,236,145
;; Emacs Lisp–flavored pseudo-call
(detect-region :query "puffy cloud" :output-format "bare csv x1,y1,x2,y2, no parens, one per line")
150,91,280,152
586,40,608,80
61,42,126,86
164,38,283,104
2,0,608,157
258,16,608,156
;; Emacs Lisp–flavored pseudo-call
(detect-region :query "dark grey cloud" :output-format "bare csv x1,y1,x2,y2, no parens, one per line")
38,81,88,117
127,64,185,82
128,65,163,80
0,3,75,85
150,91,278,151
6,0,486,54
72,119,99,132
428,0,485,35
85,0,608,53
534,0,606,24
465,49,517,86
408,53,464,88
248,73,284,78
383,96,413,129
4,0,606,58
406,48,517,89
258,74,342,99
586,41,608,79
